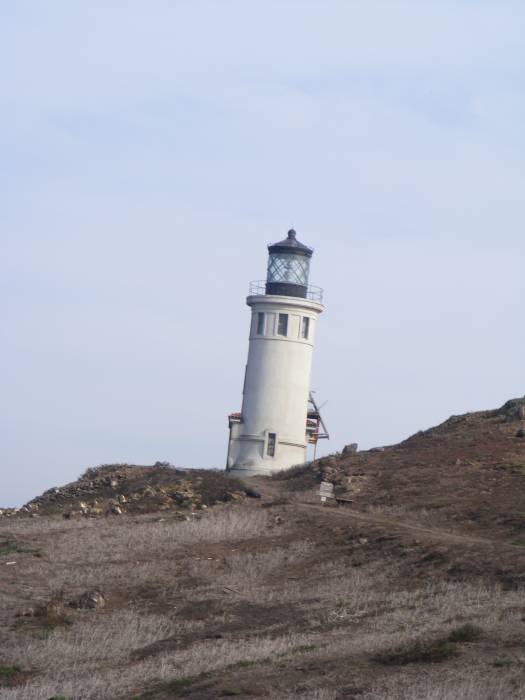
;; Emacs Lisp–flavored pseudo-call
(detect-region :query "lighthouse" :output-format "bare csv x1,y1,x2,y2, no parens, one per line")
226,229,325,477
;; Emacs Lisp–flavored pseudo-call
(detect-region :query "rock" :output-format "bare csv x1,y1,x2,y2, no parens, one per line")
500,397,525,421
516,429,525,438
69,590,106,610
342,443,358,454
370,447,385,453
244,487,261,499
170,491,186,505
110,505,123,515
17,607,36,617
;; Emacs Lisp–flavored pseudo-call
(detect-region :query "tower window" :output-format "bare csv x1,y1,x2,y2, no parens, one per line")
257,312,265,335
277,313,288,336
267,432,276,457
301,316,310,339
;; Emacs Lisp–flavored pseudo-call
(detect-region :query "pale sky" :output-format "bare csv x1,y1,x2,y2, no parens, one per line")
2,1,524,507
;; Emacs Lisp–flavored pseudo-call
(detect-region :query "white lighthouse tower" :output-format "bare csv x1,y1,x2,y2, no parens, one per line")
226,229,325,477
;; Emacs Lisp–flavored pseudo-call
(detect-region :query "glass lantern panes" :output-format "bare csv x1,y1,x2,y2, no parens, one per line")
267,253,310,286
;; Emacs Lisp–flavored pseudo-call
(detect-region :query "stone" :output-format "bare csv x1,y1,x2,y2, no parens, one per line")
342,443,358,454
244,487,261,499
170,491,186,505
69,590,106,610
500,397,525,421
17,606,36,617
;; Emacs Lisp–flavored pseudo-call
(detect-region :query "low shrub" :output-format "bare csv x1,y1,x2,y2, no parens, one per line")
493,658,513,668
373,639,458,665
447,623,483,643
0,665,21,678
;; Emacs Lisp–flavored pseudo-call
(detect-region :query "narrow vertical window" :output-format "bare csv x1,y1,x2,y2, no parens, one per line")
257,312,265,335
267,432,276,457
277,313,288,336
301,316,310,339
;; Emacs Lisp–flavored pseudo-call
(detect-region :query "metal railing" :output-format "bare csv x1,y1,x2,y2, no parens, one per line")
248,280,323,303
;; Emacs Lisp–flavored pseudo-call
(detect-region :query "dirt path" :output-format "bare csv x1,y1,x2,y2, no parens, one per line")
247,477,501,548
294,500,504,548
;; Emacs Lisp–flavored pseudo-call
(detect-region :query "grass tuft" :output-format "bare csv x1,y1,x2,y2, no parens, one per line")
447,623,483,643
373,639,458,665
493,658,513,668
0,665,21,678
220,690,243,697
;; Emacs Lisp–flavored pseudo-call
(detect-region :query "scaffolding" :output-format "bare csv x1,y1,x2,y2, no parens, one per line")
306,391,329,460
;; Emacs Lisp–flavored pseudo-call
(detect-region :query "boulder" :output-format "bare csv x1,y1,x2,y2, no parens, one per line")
342,443,358,454
244,487,261,499
69,590,106,610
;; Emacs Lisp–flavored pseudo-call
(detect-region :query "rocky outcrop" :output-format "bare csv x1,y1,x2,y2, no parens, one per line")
2,464,249,519
499,396,525,422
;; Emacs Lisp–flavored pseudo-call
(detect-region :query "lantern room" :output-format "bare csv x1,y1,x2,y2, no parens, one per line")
265,229,313,298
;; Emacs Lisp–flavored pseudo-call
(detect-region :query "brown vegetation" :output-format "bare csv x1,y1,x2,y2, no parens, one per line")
1,397,525,698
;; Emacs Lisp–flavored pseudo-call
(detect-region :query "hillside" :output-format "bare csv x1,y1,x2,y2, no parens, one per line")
2,464,255,519
1,397,524,699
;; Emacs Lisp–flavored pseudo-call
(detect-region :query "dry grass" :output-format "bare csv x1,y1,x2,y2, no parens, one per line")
2,500,525,700
0,507,274,599
0,629,316,699
1,506,270,545
365,673,525,699
123,506,273,547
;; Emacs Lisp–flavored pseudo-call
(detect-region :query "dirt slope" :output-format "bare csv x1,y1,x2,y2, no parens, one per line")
276,396,525,542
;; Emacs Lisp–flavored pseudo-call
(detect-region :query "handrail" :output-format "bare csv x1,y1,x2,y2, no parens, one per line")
248,280,323,303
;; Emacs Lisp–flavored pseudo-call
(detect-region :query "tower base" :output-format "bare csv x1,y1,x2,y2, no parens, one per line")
227,462,303,478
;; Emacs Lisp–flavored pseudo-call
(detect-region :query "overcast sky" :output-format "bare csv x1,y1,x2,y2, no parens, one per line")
1,1,524,507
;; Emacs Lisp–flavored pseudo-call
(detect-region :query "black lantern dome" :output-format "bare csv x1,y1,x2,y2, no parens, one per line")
266,229,313,298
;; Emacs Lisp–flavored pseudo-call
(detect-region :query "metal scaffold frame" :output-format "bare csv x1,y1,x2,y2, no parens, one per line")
306,391,329,461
